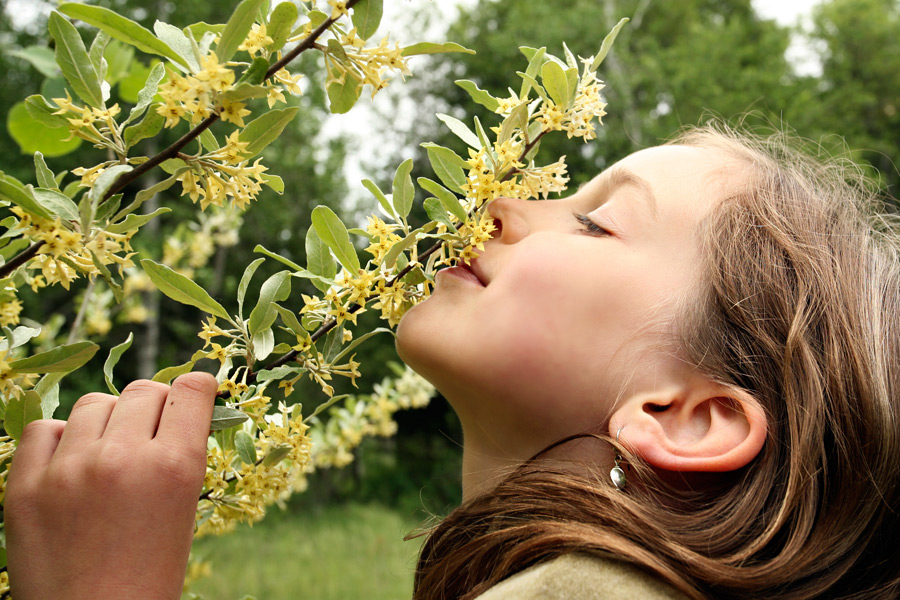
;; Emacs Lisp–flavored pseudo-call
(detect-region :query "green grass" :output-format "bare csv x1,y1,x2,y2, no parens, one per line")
186,503,424,600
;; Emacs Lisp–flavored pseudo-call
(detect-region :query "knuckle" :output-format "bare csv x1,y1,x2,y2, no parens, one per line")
121,379,169,397
171,372,216,396
156,446,205,488
71,392,114,412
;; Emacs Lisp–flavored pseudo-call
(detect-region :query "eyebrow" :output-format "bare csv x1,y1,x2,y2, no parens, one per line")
603,165,659,219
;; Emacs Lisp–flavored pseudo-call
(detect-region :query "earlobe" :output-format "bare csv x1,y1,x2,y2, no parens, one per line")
610,384,767,473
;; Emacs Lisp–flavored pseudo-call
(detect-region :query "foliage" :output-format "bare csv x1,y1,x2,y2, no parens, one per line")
0,0,627,595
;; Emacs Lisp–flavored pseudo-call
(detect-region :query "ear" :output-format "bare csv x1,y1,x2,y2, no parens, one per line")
609,381,767,473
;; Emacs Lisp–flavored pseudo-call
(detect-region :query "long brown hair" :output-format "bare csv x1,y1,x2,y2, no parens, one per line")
411,124,900,599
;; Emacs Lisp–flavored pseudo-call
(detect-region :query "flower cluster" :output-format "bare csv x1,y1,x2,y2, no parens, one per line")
308,365,434,468
535,68,608,141
196,403,312,536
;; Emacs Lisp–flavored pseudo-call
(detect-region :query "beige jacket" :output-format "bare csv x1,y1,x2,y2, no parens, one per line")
472,553,690,600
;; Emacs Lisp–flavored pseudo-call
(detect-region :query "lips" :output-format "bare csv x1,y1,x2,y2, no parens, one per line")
439,261,486,286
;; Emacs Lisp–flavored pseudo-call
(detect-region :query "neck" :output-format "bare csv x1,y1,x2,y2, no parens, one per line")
461,441,523,502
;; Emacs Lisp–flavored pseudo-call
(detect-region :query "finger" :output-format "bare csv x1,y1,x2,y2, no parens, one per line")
8,419,66,484
54,393,116,455
154,372,217,452
103,379,170,442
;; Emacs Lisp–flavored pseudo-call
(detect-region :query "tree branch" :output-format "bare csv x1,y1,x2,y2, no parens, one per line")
0,241,44,280
248,130,550,383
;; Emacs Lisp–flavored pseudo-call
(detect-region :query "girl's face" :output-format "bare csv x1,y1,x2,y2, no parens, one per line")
396,145,740,462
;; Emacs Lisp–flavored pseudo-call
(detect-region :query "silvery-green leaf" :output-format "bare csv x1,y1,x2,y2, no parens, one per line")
247,270,292,336
34,153,57,190
153,20,200,72
311,206,360,273
33,188,79,222
391,158,415,220
103,333,133,395
305,226,336,293
0,326,42,352
239,108,299,158
251,327,275,361
455,80,499,112
4,391,42,442
436,113,480,149
9,341,99,374
590,17,629,72
9,46,58,78
123,61,166,126
210,406,250,431
234,430,258,464
401,42,475,56
140,259,231,321
541,59,569,107
0,174,52,220
361,179,395,220
123,106,165,149
267,2,298,52
238,257,266,317
332,327,392,363
421,143,467,194
424,197,458,233
417,177,467,222
48,12,104,108
217,0,266,62
351,0,382,39
105,207,171,234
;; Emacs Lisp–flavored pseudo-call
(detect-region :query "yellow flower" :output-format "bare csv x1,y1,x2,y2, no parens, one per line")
238,23,274,56
219,100,251,127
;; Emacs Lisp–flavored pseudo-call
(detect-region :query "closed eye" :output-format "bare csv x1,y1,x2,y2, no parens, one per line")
573,212,612,237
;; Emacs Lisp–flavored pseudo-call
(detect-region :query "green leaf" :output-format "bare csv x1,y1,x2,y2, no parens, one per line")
48,12,104,108
333,327,392,363
239,108,299,158
261,173,284,194
234,430,258,464
272,303,305,337
361,179,396,220
498,101,528,144
326,72,362,114
590,17,629,72
33,188,80,221
455,80,500,112
421,143,467,194
123,62,166,126
9,341,99,374
106,206,171,234
123,106,165,149
103,333,133,395
247,270,292,336
311,206,360,273
89,250,124,303
218,83,268,102
151,359,196,384
401,42,475,57
9,46,59,78
89,30,111,75
391,158,415,220
113,175,178,222
34,153,56,189
0,175,52,220
267,2,299,53
217,0,267,62
382,226,425,269
35,373,66,419
541,59,569,107
262,444,292,466
23,95,69,129
252,327,275,361
59,4,188,68
210,406,249,431
141,259,231,321
199,129,220,152
237,257,266,317
305,226,336,293
237,57,269,86
436,113,480,148
89,164,133,205
351,0,383,39
8,101,81,157
520,46,547,98
0,326,42,353
5,391,43,442
424,197,457,233
418,177,467,222
153,20,200,72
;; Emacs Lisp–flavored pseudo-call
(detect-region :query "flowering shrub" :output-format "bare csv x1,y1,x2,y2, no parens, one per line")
0,0,625,595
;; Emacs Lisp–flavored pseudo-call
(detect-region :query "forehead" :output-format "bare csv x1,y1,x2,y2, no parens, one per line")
592,145,746,217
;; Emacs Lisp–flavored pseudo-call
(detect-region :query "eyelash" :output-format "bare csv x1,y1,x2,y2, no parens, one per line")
573,212,612,237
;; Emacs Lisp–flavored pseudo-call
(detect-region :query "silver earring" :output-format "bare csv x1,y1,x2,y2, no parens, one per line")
610,426,627,491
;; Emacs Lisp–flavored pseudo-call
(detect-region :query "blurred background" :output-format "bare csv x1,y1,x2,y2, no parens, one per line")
2,0,898,597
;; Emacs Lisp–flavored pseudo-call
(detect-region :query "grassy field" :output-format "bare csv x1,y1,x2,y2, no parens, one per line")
186,503,426,600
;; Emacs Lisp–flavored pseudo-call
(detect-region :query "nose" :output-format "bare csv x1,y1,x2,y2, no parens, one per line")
486,197,531,244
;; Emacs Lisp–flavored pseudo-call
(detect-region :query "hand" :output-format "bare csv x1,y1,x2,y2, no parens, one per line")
5,372,218,600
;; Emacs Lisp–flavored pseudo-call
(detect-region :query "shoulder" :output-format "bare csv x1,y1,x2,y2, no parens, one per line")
471,553,690,600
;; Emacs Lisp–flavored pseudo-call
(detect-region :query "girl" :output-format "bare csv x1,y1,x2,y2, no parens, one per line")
6,124,900,599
